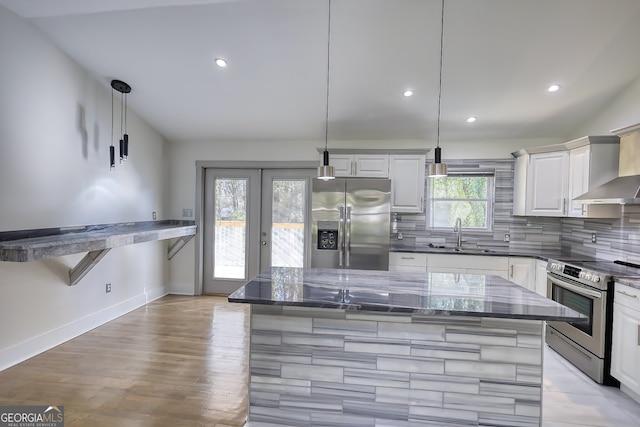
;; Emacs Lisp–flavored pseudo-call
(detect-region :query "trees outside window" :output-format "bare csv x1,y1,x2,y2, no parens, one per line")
428,175,493,230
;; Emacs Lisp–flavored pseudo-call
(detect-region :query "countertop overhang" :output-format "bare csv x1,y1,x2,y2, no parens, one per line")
0,220,197,286
229,267,585,322
0,220,196,262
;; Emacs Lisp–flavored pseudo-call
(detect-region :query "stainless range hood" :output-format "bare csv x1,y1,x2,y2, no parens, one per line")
573,175,640,204
574,124,640,205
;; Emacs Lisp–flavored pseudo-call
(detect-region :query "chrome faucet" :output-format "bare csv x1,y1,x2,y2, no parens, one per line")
453,217,463,249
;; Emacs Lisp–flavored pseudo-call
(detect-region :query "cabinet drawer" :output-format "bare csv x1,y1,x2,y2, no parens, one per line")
615,283,640,310
389,252,427,267
428,254,508,271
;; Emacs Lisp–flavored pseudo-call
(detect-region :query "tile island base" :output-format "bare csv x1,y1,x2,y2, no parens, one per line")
230,267,583,427
247,305,543,427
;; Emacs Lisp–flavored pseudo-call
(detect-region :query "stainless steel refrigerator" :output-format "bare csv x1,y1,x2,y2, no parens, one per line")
311,178,391,271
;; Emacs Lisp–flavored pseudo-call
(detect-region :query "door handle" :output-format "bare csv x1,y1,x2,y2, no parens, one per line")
338,206,345,267
345,206,352,267
510,265,514,278
261,241,268,246
617,290,638,299
550,277,602,298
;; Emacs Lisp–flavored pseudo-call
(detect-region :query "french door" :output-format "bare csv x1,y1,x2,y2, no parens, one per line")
203,168,314,295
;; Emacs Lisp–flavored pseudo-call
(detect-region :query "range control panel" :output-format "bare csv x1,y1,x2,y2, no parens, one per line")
548,261,606,287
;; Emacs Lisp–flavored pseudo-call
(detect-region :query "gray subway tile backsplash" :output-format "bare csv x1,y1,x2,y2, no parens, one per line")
397,158,640,262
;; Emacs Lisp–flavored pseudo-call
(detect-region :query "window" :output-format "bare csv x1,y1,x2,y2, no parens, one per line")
427,172,494,230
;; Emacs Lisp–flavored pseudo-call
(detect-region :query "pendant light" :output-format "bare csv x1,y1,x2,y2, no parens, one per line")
428,0,448,178
317,0,335,181
110,79,131,170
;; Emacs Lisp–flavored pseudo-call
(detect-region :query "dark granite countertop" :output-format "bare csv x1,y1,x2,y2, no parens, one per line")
0,220,196,262
228,267,585,321
390,243,588,262
614,277,640,290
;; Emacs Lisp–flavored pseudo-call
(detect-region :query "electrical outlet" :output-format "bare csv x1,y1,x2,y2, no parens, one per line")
152,211,157,220
106,283,111,293
504,234,510,242
182,208,193,218
591,233,597,243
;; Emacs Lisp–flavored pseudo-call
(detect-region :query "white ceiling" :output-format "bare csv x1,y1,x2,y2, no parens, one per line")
2,0,640,143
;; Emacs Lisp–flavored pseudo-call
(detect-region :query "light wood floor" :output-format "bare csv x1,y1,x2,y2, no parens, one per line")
0,295,250,427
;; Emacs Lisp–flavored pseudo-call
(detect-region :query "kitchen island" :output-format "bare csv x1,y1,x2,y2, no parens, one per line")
229,268,583,427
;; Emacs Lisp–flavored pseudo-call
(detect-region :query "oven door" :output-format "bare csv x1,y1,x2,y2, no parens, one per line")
547,273,606,357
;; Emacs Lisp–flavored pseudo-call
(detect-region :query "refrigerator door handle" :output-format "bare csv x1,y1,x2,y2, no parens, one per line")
345,206,352,267
338,205,345,267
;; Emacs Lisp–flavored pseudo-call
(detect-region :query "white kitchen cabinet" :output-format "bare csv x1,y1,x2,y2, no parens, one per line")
568,145,590,217
535,259,548,297
389,252,427,273
428,254,508,279
330,154,389,178
611,282,640,402
508,257,536,291
512,136,620,218
527,151,570,216
512,154,528,216
389,154,426,213
567,137,620,218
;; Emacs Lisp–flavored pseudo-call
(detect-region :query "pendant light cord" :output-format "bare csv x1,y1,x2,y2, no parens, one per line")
436,0,444,149
324,0,332,152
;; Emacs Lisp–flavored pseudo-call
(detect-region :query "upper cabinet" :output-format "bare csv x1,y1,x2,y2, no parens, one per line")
513,136,620,217
389,154,426,213
527,150,570,216
330,154,389,178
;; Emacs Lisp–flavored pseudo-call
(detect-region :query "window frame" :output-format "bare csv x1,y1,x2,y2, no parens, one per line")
426,171,496,231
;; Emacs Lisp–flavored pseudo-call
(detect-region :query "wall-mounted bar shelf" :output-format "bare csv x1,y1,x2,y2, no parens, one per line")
0,220,196,286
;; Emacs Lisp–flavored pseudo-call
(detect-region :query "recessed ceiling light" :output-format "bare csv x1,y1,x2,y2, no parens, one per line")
547,84,560,92
466,116,477,123
403,90,414,97
215,58,228,68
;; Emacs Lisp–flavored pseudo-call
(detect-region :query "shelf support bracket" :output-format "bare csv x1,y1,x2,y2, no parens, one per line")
168,235,194,260
69,249,111,286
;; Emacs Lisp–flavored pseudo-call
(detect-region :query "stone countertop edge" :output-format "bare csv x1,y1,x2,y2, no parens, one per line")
390,246,584,262
615,277,640,290
0,220,197,262
228,267,586,322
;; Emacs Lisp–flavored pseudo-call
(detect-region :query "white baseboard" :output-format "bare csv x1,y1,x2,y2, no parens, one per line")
0,288,167,372
145,286,169,303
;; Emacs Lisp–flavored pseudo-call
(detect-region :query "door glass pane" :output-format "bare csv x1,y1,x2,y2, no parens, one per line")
214,178,247,279
553,284,594,335
271,179,306,268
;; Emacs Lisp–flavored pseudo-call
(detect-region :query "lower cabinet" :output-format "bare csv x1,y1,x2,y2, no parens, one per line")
535,259,548,297
389,252,542,293
611,283,640,401
428,255,509,279
389,252,427,273
508,257,536,291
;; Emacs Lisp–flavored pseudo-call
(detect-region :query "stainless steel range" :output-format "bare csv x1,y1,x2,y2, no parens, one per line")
546,258,640,385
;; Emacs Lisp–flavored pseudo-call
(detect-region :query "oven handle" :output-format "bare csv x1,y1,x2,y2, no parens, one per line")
549,276,602,298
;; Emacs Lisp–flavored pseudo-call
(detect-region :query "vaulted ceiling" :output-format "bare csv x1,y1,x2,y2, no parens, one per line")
2,0,640,143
